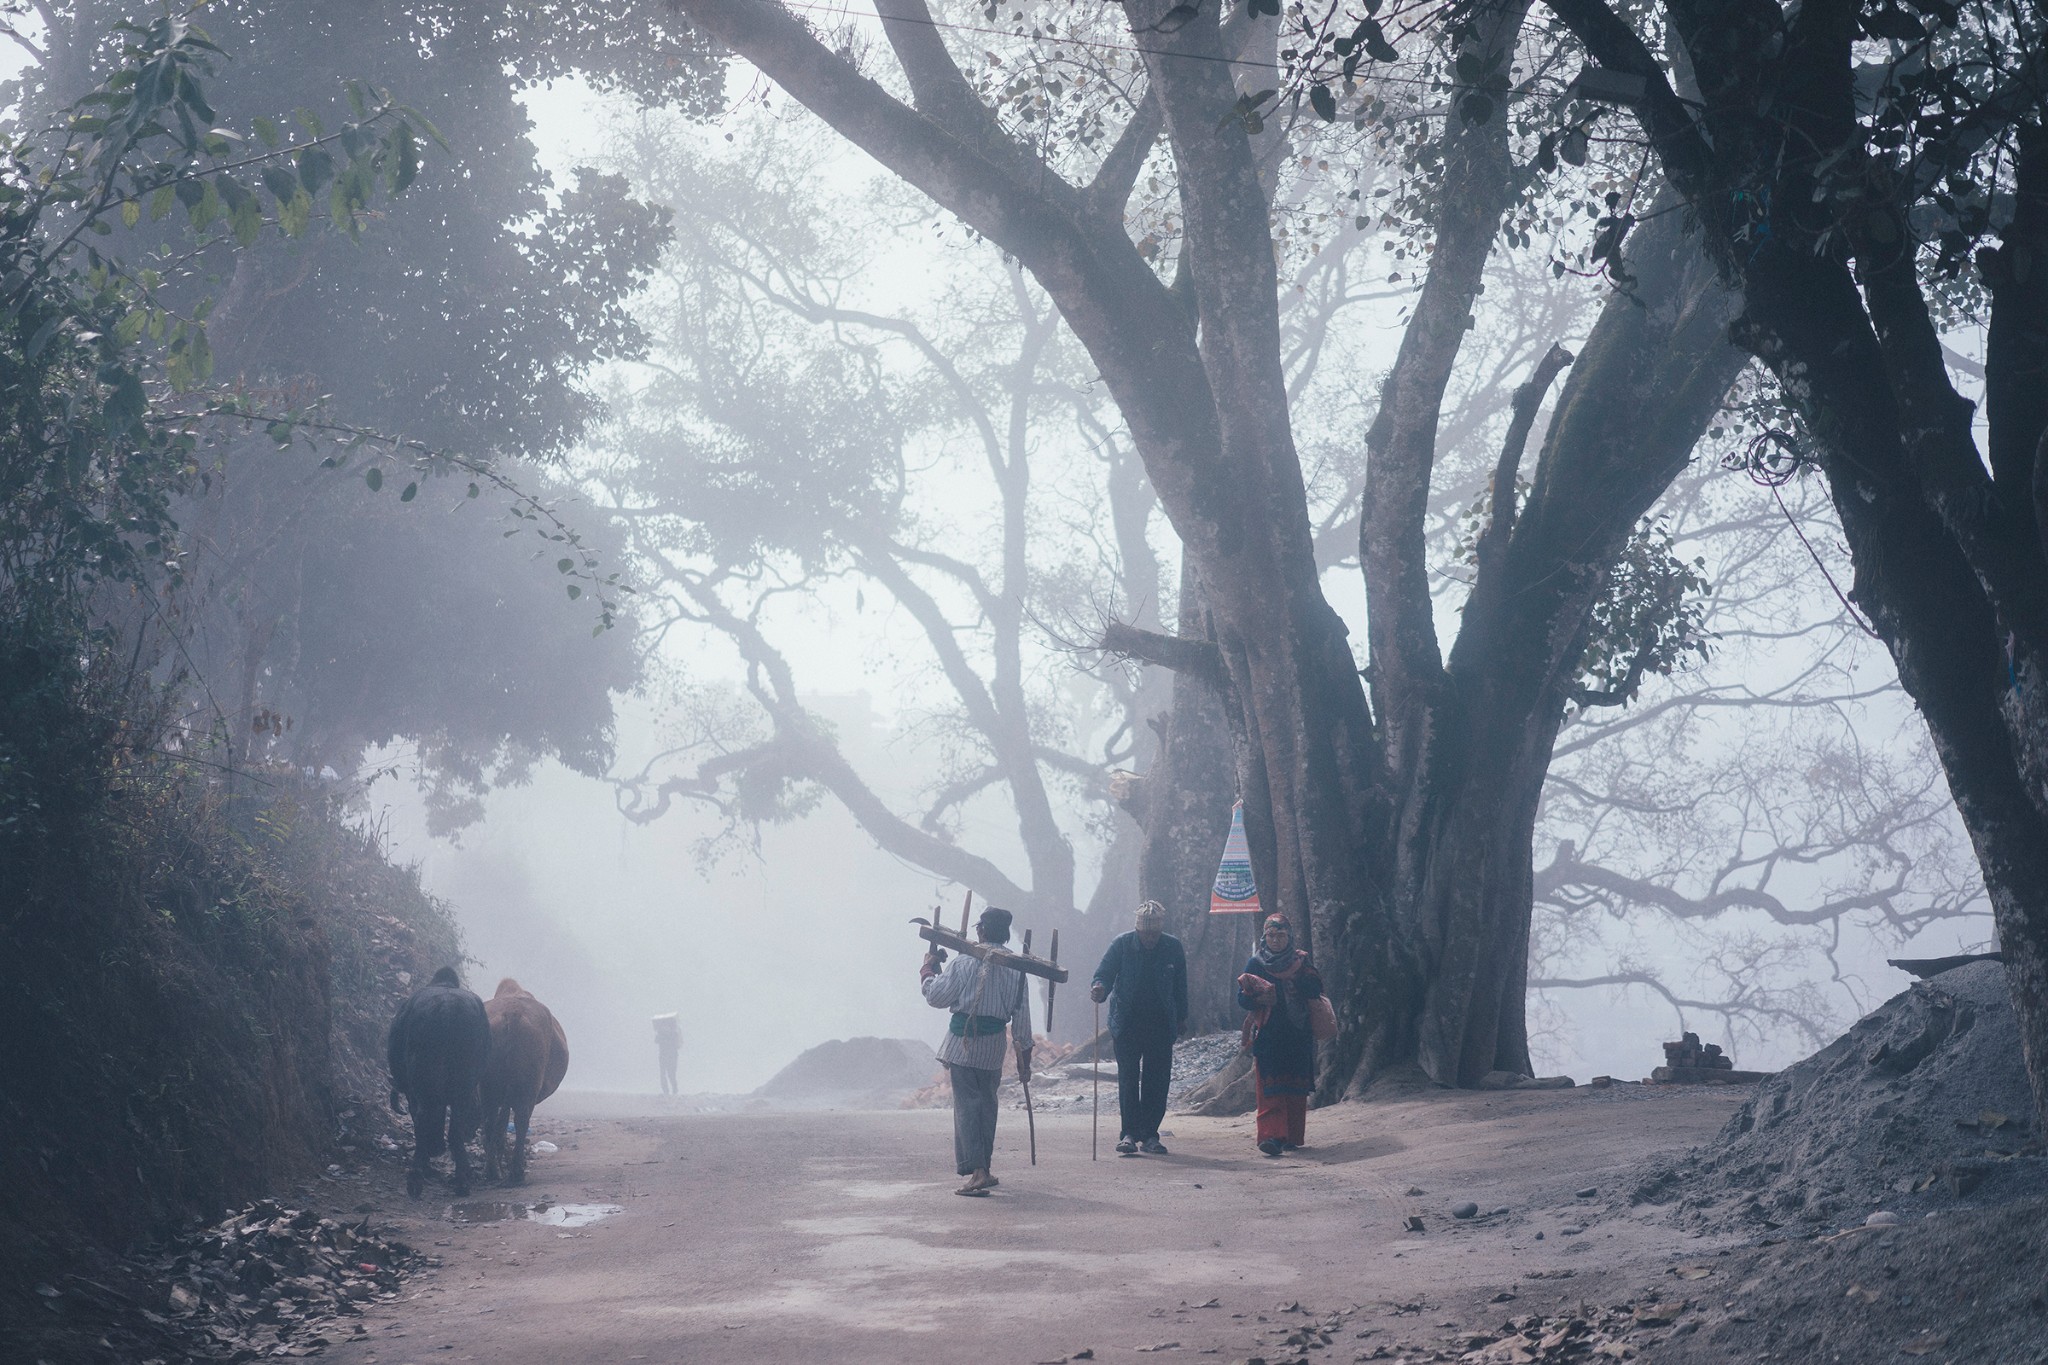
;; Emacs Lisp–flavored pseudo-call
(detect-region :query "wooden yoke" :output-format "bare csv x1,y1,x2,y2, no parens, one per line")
911,918,1071,985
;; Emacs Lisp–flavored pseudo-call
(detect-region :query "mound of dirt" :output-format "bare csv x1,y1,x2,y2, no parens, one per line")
755,1037,938,1107
1628,961,2044,1233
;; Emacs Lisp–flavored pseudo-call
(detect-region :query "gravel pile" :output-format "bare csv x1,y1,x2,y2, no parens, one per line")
755,1036,939,1108
1626,961,2044,1233
1168,1031,1242,1104
62,1198,427,1361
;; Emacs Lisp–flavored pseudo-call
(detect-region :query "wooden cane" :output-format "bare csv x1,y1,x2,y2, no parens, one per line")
1092,997,1101,1161
1020,931,1037,1166
1045,929,1060,1033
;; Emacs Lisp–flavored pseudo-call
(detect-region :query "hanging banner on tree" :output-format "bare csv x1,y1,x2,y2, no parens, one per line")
1210,800,1265,914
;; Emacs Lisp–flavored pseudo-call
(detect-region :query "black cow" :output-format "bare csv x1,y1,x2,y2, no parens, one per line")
386,966,491,1198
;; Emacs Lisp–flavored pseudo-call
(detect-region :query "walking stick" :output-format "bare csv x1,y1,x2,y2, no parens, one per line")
1021,1065,1038,1165
1020,931,1037,1167
1092,997,1101,1161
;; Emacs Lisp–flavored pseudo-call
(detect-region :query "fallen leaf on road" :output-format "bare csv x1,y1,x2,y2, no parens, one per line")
1672,1266,1713,1280
1902,1332,1950,1356
1136,1343,1181,1352
1844,1284,1880,1305
1632,1303,1683,1326
1185,1298,1221,1309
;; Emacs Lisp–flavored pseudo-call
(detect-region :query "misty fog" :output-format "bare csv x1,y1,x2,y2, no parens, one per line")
343,76,1991,1100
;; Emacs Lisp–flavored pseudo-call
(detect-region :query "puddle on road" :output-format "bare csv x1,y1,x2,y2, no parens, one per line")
446,1200,622,1228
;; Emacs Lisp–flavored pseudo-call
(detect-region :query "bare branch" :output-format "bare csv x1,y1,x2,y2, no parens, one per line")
1098,620,1224,685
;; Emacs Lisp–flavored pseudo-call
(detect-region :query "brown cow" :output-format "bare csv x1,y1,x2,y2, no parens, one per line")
481,978,569,1186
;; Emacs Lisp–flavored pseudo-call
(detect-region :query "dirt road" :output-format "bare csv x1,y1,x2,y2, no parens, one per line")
327,1085,1746,1365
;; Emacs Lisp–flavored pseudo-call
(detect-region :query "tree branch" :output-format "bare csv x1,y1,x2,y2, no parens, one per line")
1084,84,1161,222
1472,340,1575,580
1361,1,1529,753
1098,620,1224,686
1536,839,1904,927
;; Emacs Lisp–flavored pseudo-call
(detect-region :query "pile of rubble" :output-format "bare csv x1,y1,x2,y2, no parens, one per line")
1214,1296,1696,1365
1650,1032,1767,1085
139,1199,423,1359
1433,1302,1691,1362
1627,960,2043,1233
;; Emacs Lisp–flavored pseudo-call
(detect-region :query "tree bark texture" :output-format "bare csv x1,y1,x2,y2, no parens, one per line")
668,0,1744,1087
1123,562,1254,1033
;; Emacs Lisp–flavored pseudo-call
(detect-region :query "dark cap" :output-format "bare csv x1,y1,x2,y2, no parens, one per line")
429,966,461,987
977,906,1013,943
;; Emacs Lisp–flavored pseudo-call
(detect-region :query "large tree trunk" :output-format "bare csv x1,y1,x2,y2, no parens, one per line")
1123,563,1250,1033
1333,202,1749,1091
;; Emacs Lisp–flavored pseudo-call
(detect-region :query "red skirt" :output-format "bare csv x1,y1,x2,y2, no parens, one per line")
1254,1070,1307,1146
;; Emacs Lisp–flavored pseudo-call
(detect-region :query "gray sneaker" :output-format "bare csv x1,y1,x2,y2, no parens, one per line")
1140,1139,1169,1155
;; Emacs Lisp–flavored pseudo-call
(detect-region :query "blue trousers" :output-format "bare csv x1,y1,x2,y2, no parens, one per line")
1113,1025,1174,1142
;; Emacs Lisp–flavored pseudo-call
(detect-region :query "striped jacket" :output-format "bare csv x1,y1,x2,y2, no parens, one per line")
922,953,1034,1071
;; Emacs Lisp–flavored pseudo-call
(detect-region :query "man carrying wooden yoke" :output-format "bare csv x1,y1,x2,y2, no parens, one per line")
920,905,1034,1196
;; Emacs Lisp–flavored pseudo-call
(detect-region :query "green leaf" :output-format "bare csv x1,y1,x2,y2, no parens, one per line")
392,121,419,193
466,482,480,498
297,146,333,195
399,481,418,502
557,557,574,573
120,198,141,228
252,114,281,148
24,315,64,360
104,368,147,432
365,466,383,492
188,178,222,230
114,307,147,346
231,191,263,246
278,187,312,237
1309,84,1336,122
566,584,582,600
150,184,176,220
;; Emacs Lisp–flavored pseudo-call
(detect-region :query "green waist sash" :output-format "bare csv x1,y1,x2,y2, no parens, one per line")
949,1013,1009,1038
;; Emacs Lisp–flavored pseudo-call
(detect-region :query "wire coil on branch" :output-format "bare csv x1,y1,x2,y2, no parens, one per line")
1721,428,1810,487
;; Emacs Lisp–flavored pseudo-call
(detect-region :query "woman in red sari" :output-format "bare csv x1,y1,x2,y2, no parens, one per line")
1236,914,1323,1156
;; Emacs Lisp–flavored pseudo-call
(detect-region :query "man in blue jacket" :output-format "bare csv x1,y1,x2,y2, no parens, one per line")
1089,901,1188,1155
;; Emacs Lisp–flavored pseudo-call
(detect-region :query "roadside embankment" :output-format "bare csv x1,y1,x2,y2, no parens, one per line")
0,635,462,1361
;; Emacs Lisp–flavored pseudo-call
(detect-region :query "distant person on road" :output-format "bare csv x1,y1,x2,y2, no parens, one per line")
1090,900,1188,1156
653,1013,680,1095
1238,913,1324,1157
920,906,1034,1196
